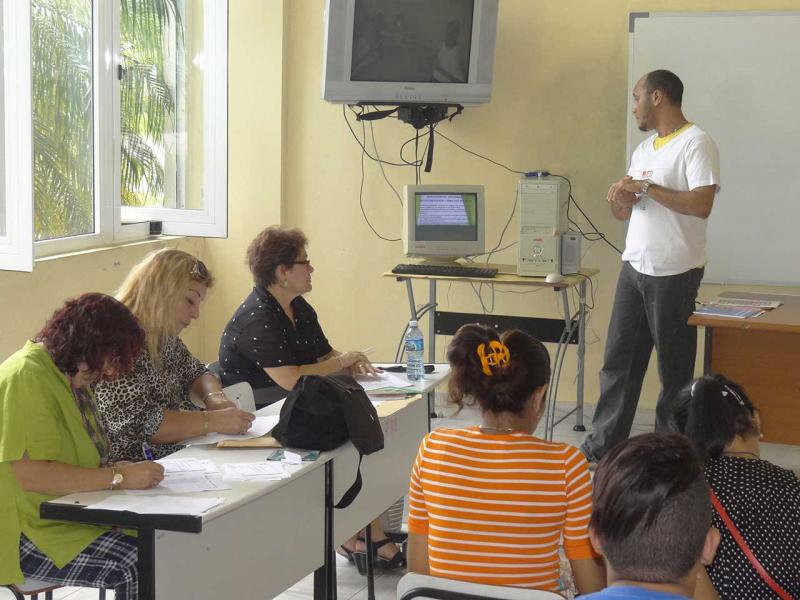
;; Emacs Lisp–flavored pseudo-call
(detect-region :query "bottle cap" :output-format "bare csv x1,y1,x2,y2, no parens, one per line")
409,320,418,327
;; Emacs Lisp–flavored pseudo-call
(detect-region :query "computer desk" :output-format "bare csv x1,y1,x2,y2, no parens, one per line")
689,290,800,445
385,265,600,439
40,366,451,600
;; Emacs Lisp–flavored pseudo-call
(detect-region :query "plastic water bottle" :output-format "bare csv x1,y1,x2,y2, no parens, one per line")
405,320,425,381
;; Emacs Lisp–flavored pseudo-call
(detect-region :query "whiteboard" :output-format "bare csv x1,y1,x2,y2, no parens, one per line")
628,12,800,286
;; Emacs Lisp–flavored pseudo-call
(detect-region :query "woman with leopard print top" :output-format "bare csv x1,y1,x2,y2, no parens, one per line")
95,248,255,462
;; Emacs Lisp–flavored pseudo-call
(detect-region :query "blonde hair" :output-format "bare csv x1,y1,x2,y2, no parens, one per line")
116,248,214,365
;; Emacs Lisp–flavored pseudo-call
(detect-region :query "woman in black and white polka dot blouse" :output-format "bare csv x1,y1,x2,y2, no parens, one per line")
672,374,800,600
218,226,406,571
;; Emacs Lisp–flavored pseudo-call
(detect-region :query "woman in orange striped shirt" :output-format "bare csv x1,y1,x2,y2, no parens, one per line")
407,325,606,594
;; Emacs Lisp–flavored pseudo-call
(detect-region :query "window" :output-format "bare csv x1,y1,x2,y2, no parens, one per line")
0,0,227,272
0,1,34,271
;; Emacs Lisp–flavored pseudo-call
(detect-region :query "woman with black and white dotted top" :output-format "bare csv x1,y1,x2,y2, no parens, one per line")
672,374,800,600
218,226,405,572
95,249,255,462
217,226,378,399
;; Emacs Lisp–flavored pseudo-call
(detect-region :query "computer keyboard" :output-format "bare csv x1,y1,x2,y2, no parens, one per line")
392,263,498,278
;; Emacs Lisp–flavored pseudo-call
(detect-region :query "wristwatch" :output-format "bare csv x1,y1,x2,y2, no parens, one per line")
640,180,653,195
110,467,124,490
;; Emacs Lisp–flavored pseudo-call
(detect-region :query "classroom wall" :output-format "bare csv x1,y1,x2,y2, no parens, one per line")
267,0,800,411
5,0,800,413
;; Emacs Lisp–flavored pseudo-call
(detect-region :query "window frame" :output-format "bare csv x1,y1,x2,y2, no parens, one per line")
0,0,228,269
0,0,33,272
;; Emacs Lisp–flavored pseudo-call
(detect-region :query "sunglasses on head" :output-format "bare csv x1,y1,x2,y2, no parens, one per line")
191,259,210,279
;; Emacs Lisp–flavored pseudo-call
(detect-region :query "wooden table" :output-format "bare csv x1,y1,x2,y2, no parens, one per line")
689,291,800,444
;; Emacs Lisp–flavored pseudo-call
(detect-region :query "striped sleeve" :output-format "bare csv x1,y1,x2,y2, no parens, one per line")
562,445,598,560
407,434,429,535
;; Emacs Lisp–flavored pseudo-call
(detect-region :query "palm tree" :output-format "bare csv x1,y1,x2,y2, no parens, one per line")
31,0,180,240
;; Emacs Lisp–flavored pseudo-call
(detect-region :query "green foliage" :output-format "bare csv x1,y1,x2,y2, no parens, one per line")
31,0,181,240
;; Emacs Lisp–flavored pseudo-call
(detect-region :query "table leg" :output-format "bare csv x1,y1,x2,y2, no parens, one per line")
365,523,375,600
428,280,438,420
137,528,155,600
314,462,336,600
703,327,712,374
574,280,587,432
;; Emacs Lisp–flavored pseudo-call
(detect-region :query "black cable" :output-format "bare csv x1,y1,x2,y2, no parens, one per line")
550,173,623,255
343,105,410,168
435,130,526,175
357,119,400,242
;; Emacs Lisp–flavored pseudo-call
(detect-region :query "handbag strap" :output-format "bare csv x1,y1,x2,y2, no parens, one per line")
710,489,794,600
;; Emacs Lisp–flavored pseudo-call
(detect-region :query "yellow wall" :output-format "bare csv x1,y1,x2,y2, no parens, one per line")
0,238,206,362
5,0,800,413
269,0,800,410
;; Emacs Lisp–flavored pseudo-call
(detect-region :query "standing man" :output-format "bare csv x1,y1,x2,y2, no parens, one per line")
581,70,720,463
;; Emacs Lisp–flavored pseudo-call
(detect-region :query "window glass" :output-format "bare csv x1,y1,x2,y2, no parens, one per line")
0,7,6,239
120,0,203,211
31,0,95,241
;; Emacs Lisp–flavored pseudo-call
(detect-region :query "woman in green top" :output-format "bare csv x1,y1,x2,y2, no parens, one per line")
0,293,164,599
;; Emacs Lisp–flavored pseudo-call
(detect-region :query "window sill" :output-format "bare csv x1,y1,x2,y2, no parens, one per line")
35,235,185,264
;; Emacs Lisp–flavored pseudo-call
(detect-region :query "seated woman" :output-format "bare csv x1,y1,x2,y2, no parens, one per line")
672,374,800,599
0,293,164,599
407,324,606,594
96,248,255,462
218,226,403,570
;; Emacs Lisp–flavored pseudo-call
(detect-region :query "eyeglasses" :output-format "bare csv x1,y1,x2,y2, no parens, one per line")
191,259,210,279
290,259,312,266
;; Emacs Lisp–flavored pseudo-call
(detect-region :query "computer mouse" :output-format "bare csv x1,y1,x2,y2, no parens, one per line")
545,273,564,284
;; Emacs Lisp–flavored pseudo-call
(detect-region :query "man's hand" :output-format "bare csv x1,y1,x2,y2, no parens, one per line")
607,176,640,213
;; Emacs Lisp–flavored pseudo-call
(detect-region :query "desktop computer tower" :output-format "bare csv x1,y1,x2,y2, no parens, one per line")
561,233,581,274
517,176,569,276
518,177,569,236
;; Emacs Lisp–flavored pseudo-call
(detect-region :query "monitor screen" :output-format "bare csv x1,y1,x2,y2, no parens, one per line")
414,191,478,242
403,184,485,260
351,0,474,84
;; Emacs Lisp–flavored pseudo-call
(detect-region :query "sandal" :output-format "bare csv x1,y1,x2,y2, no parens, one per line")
336,544,356,564
352,538,406,575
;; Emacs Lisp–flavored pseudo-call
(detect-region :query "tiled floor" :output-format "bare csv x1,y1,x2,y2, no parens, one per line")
4,396,798,600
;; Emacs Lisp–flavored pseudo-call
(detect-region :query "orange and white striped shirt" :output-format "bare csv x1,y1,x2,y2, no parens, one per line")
408,427,598,590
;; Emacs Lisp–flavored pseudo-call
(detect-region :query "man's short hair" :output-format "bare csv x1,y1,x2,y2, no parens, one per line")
645,69,684,106
590,433,711,583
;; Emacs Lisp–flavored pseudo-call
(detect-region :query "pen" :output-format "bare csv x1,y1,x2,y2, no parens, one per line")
142,441,155,461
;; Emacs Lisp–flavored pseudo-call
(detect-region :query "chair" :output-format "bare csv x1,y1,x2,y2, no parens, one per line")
397,573,566,600
207,361,285,409
5,580,107,600
5,579,60,600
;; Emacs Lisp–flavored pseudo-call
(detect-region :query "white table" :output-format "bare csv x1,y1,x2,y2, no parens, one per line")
40,366,451,600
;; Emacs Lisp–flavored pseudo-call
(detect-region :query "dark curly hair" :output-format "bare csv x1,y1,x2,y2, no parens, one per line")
247,226,308,288
446,324,551,414
34,293,145,377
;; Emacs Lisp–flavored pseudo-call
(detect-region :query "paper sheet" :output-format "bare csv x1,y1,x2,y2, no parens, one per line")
87,495,224,515
355,371,416,392
125,472,230,495
156,457,219,474
221,462,288,482
181,415,279,446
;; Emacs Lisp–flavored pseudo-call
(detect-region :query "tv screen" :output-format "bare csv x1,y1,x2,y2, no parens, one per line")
351,0,474,84
323,0,498,105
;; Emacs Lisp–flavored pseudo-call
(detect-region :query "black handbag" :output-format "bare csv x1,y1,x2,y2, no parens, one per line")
270,372,384,507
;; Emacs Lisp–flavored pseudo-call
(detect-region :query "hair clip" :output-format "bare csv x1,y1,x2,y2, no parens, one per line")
722,383,745,406
476,341,510,376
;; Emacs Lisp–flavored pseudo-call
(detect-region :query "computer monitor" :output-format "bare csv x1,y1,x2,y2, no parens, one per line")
403,184,485,262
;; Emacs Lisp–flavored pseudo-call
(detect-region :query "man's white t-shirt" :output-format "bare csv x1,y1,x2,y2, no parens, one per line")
623,124,720,276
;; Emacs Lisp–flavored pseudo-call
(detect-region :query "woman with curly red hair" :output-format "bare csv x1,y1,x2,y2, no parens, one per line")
0,293,164,599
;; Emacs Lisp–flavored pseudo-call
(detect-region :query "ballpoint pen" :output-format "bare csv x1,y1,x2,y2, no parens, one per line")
142,441,155,461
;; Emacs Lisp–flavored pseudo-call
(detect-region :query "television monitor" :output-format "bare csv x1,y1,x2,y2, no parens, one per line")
403,184,485,261
323,0,499,105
